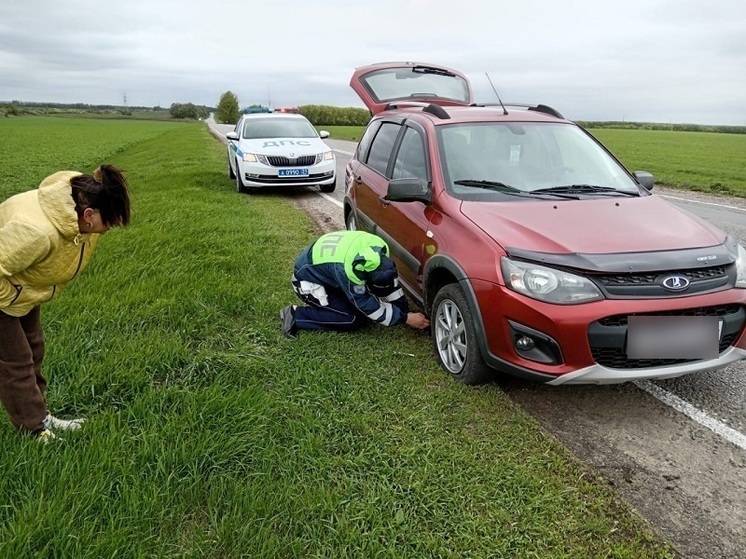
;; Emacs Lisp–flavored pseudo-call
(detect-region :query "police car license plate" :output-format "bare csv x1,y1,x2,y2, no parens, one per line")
279,168,309,177
626,316,721,360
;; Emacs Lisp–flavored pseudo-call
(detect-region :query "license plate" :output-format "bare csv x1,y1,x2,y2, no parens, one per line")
278,168,309,177
626,316,720,360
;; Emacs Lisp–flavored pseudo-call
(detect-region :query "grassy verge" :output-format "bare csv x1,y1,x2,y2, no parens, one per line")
325,123,746,196
0,120,673,557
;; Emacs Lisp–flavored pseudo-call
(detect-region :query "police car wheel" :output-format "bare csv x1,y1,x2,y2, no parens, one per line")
228,157,236,180
432,284,492,385
235,160,247,194
319,180,336,193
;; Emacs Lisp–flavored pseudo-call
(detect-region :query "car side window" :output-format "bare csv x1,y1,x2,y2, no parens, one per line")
356,121,381,163
366,123,401,177
392,127,428,181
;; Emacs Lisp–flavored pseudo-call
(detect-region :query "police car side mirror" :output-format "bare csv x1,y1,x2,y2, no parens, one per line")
634,171,654,190
226,132,240,141
319,130,330,139
385,178,431,204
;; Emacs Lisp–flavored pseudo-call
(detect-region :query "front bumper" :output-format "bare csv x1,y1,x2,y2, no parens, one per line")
238,159,335,187
470,279,746,384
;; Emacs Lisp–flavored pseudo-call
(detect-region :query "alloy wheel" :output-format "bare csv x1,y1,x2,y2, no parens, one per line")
435,299,467,374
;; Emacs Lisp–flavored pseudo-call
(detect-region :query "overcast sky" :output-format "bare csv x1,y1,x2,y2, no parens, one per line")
1,0,745,124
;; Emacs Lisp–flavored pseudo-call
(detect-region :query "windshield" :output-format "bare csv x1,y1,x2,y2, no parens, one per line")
438,123,640,200
242,118,318,139
362,67,469,103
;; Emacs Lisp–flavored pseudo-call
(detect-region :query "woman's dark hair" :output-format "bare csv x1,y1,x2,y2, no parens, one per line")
71,164,131,227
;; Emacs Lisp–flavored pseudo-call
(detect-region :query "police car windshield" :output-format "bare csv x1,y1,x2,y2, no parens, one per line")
242,118,318,139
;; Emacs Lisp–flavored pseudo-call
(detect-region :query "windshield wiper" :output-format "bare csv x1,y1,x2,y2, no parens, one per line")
454,179,580,200
532,184,640,197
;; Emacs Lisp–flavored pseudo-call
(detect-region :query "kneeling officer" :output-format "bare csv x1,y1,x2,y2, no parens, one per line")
281,231,429,336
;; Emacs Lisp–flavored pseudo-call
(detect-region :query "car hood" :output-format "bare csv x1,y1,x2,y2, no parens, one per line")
238,137,328,156
460,195,725,255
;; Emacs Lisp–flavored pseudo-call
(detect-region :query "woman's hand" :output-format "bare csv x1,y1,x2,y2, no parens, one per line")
406,312,430,330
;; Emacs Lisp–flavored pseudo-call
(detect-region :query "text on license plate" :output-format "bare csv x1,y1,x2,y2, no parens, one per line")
279,168,309,177
626,316,721,360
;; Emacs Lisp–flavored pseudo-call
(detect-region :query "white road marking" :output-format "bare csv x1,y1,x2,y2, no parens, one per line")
635,380,746,451
319,192,343,208
332,148,355,156
660,194,746,213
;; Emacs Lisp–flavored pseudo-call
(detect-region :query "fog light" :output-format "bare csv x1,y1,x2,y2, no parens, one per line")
515,336,535,351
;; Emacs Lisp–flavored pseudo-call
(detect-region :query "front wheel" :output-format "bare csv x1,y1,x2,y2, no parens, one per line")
228,157,236,179
345,209,357,231
431,283,492,385
319,180,336,193
235,160,247,194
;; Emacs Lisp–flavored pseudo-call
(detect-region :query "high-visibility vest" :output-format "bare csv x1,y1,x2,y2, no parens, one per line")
311,231,389,285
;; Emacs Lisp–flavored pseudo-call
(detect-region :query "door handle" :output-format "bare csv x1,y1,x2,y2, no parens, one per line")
378,196,390,207
354,175,362,184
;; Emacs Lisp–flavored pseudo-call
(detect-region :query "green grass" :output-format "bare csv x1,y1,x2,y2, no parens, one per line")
0,116,182,196
589,128,746,196
0,119,673,557
324,125,366,142
326,123,746,196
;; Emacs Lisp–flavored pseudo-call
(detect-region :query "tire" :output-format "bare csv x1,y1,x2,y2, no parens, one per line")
319,179,336,193
431,283,492,385
228,157,236,180
235,159,247,194
345,209,357,231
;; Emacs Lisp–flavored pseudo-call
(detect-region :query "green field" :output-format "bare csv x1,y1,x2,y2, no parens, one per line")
326,124,746,196
0,117,672,557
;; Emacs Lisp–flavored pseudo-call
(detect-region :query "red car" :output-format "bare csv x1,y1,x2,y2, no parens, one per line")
344,61,746,385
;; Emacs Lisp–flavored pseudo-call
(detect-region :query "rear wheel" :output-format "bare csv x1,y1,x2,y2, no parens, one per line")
431,283,492,385
319,180,336,193
235,159,247,194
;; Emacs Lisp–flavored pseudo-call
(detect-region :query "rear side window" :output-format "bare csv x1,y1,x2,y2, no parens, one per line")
366,123,401,176
392,128,428,181
356,121,381,163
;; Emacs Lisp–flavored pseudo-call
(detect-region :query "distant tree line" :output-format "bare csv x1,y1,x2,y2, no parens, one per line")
298,105,371,126
169,103,210,119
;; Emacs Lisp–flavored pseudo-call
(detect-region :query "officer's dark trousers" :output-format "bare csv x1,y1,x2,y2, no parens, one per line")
294,289,367,332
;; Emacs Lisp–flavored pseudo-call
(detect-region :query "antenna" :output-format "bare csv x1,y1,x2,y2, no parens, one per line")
485,73,508,115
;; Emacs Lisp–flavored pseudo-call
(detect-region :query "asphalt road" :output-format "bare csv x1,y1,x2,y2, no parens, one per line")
209,119,746,558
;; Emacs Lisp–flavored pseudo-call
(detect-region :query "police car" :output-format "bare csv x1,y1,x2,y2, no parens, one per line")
226,113,336,194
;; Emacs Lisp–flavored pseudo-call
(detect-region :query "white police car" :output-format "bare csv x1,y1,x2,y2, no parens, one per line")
226,113,336,194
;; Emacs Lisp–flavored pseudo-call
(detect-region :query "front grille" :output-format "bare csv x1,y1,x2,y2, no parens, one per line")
591,333,738,369
589,304,744,369
267,155,318,167
245,171,333,184
598,304,741,326
594,266,727,287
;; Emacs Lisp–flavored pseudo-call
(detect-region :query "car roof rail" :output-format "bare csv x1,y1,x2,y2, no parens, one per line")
384,101,451,120
471,102,564,119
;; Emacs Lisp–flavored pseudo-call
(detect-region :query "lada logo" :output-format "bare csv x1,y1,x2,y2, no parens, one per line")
661,275,690,291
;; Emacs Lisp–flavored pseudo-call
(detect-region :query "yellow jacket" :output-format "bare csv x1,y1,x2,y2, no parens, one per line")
0,171,99,317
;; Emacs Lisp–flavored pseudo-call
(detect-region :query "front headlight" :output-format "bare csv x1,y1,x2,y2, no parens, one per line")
322,151,334,161
736,244,746,288
501,257,603,304
243,153,268,164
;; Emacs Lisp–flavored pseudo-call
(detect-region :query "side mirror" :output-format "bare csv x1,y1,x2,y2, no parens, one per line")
385,178,431,204
634,171,654,190
226,132,240,141
319,130,330,139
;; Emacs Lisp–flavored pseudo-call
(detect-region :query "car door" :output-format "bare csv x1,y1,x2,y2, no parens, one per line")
376,123,433,291
352,121,403,234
